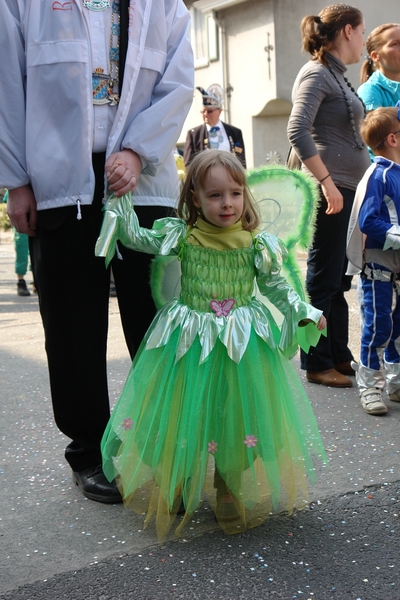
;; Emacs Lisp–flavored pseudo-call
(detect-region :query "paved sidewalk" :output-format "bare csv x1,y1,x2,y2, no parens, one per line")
1,233,399,599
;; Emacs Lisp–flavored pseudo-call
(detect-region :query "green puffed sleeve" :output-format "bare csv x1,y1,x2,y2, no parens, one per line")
95,193,187,267
254,232,324,357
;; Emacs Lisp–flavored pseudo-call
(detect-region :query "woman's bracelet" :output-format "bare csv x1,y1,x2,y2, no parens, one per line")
319,173,331,184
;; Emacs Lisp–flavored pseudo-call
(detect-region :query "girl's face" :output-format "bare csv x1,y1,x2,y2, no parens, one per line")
372,26,400,81
192,165,244,228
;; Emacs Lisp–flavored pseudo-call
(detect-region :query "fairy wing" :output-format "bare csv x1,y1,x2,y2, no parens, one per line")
247,164,319,302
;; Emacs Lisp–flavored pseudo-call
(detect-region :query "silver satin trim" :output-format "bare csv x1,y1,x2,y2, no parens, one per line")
354,361,385,392
384,359,400,394
355,360,400,394
145,298,273,364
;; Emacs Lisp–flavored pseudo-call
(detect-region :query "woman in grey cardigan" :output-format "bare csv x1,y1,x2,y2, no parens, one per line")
287,4,370,388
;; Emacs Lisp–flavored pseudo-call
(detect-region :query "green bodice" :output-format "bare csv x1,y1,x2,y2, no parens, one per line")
95,198,323,364
179,244,255,312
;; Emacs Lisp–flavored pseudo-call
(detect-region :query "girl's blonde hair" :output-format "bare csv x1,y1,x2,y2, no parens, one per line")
177,150,260,231
301,4,363,66
360,23,400,83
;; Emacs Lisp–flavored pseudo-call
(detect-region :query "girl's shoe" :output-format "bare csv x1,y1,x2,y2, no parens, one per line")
216,493,239,522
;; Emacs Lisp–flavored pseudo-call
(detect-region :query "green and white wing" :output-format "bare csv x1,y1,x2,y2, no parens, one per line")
247,164,319,301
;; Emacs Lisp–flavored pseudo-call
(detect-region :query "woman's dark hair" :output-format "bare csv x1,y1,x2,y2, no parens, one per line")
360,23,400,83
301,4,363,66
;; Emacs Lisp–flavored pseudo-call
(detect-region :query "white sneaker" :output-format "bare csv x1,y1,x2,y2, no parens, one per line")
388,389,400,402
360,388,388,415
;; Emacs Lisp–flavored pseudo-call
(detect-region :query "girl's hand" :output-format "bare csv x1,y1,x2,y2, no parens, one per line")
322,179,343,214
299,315,327,330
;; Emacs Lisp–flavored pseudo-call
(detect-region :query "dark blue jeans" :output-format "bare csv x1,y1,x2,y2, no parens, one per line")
301,186,355,372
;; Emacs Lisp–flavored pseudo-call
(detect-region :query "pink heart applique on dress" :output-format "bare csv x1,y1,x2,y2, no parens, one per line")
209,298,236,317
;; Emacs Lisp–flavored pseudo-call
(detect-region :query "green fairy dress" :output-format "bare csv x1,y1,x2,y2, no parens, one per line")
95,194,327,540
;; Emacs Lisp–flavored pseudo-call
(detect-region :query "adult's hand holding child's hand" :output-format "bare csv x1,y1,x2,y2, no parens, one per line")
106,149,142,196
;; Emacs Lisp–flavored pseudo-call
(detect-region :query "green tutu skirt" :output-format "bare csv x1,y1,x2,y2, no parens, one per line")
102,322,327,541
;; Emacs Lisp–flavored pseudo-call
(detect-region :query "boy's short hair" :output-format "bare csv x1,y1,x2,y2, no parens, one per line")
360,107,400,153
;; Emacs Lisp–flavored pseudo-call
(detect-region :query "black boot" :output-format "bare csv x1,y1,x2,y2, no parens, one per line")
17,279,30,296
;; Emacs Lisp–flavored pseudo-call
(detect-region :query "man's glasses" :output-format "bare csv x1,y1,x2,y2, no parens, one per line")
201,109,217,114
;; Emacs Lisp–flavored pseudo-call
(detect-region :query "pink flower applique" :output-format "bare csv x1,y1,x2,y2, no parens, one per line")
208,440,218,454
210,298,236,317
121,418,134,431
244,434,258,448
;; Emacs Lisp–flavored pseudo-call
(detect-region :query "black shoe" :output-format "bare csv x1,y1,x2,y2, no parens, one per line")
17,279,30,296
72,464,123,503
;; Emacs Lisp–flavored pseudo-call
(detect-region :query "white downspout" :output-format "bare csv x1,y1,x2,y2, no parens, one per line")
212,11,230,124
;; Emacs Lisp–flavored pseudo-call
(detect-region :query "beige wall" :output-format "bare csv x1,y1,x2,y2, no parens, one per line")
181,0,400,168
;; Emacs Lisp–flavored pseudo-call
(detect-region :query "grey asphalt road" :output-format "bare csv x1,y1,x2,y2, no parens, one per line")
0,231,399,600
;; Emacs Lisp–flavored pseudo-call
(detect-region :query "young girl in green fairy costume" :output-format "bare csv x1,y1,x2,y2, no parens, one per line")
95,150,327,541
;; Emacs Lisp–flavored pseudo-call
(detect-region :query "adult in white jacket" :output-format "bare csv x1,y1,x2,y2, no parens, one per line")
1,0,194,503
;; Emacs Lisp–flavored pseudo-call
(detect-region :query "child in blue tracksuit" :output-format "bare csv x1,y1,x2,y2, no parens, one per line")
347,104,400,415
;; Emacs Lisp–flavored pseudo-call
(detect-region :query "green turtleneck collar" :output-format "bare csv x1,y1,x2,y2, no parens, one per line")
188,216,254,251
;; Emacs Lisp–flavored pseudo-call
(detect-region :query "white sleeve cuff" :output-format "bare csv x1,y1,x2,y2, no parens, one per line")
383,225,400,250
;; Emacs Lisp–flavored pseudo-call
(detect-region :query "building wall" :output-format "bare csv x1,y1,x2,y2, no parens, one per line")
220,0,275,167
181,0,400,168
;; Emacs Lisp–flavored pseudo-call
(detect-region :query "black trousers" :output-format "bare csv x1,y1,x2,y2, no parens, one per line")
30,154,172,471
300,186,355,372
